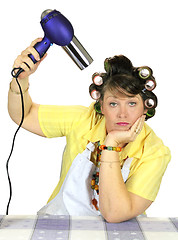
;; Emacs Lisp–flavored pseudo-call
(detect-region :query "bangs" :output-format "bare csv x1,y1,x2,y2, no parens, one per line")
107,85,136,98
101,74,143,99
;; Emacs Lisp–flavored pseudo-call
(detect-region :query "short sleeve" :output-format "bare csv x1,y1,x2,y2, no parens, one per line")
38,104,87,138
126,138,171,201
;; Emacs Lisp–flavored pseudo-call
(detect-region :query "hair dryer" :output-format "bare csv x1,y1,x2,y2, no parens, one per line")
29,9,93,70
14,9,93,75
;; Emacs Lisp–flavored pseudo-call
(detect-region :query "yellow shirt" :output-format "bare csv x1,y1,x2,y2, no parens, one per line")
38,102,171,203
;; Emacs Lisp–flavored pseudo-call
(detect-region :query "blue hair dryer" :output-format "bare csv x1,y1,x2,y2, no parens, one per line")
28,9,93,70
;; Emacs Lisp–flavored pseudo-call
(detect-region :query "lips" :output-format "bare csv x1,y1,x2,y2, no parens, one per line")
116,122,129,126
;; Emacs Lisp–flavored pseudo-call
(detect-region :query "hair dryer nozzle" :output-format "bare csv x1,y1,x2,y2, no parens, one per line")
62,36,93,70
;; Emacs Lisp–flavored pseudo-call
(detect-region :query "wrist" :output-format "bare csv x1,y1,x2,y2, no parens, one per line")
10,78,29,94
104,134,120,147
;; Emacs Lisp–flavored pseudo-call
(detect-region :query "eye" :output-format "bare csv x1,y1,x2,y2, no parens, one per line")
129,102,136,106
110,102,118,107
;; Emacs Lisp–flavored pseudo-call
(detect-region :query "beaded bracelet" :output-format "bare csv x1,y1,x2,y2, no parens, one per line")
99,145,122,152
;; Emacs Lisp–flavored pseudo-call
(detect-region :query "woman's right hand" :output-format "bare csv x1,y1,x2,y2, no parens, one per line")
104,115,146,147
12,38,47,80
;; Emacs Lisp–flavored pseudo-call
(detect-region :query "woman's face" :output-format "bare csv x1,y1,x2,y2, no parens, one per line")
101,89,147,133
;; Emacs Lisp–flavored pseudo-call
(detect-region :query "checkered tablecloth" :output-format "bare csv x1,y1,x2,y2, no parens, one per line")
0,215,178,240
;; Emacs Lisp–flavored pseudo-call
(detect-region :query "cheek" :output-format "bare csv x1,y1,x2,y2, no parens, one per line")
103,111,113,123
129,106,145,122
101,106,115,125
101,104,111,117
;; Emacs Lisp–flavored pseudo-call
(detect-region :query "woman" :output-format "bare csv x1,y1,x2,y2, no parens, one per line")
8,38,171,223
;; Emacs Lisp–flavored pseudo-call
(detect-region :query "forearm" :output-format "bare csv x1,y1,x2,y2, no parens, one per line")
99,142,133,222
8,77,32,124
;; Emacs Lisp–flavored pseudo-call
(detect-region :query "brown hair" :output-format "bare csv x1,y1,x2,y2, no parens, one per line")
89,55,157,120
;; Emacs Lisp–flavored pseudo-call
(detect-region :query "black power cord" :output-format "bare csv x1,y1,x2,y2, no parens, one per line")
6,67,25,215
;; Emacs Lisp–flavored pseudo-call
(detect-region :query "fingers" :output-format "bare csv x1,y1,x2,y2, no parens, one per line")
30,38,43,47
132,115,146,136
28,37,43,61
14,55,33,71
22,47,40,62
12,38,43,79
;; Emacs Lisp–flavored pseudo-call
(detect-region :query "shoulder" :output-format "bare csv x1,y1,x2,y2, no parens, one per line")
75,102,103,122
143,123,168,150
142,123,171,163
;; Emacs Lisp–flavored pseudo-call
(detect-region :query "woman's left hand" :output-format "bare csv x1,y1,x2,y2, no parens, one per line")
104,115,146,146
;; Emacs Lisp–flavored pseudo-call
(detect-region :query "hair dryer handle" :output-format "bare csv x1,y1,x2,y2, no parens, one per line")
12,36,52,78
28,36,51,63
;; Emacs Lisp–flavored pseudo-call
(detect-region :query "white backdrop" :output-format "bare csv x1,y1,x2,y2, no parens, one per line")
0,0,177,216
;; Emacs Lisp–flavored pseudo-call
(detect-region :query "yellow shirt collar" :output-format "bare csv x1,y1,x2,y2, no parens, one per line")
84,116,107,144
121,126,146,160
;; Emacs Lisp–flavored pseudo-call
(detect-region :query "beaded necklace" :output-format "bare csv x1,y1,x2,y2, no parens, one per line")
91,142,101,211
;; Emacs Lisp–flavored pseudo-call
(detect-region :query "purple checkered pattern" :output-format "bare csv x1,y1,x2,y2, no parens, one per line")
0,215,177,240
106,218,145,239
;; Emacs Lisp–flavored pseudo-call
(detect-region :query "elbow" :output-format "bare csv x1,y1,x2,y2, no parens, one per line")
100,204,135,223
102,212,136,223
99,207,121,223
103,214,122,223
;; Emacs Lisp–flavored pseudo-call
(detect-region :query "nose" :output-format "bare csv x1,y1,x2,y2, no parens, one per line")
117,104,128,118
